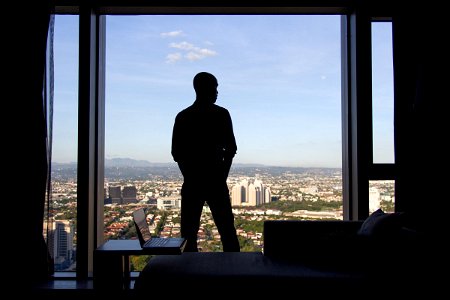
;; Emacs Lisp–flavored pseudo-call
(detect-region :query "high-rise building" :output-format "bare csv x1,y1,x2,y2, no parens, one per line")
122,185,138,204
47,220,74,271
265,188,271,205
109,186,122,204
247,182,257,206
231,184,245,206
231,178,271,207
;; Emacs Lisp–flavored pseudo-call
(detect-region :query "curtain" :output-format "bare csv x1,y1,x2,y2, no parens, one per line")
393,7,446,233
14,2,53,284
393,7,446,292
44,13,56,277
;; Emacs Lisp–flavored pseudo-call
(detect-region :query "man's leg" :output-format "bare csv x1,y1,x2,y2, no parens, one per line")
180,190,204,252
208,187,240,252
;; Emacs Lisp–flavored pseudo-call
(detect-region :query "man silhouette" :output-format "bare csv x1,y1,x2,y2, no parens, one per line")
171,72,240,252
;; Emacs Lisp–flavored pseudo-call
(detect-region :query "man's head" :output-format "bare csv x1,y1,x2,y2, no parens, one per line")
193,72,218,103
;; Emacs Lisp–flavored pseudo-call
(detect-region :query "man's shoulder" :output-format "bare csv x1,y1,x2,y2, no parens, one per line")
176,106,193,118
177,103,229,115
212,103,228,111
211,104,230,115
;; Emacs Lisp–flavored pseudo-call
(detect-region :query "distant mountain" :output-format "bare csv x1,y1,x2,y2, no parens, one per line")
53,158,340,170
105,158,174,168
51,158,340,180
52,158,175,168
232,163,267,168
52,161,77,168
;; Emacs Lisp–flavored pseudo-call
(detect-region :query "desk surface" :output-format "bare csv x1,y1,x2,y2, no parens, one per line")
96,239,185,255
96,240,147,255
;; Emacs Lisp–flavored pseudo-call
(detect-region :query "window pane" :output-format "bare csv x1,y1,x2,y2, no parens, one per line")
105,15,342,257
372,22,394,163
45,15,79,272
369,180,395,213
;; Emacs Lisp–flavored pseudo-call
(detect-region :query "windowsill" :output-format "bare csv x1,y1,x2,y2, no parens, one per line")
52,272,77,278
52,271,139,278
34,272,140,290
34,278,93,289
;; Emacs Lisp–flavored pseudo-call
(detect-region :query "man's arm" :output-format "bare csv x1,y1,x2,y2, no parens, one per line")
223,156,233,180
172,114,187,178
177,161,188,178
223,109,237,180
171,114,182,163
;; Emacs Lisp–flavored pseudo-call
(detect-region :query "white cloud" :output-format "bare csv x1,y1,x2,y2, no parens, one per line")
169,41,195,50
197,48,217,56
166,53,182,63
185,48,217,61
160,30,183,37
168,41,217,63
185,52,203,61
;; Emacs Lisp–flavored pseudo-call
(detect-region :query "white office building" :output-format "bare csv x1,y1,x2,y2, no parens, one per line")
369,187,381,213
157,197,181,210
231,178,271,207
44,219,74,271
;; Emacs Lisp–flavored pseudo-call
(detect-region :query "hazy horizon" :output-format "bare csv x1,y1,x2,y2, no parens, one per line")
52,157,342,169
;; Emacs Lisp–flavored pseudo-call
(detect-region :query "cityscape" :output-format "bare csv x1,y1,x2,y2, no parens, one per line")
45,160,395,271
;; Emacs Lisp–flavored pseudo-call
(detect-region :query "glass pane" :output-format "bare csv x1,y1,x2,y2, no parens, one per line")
45,15,79,272
105,15,342,257
372,22,394,163
369,180,395,213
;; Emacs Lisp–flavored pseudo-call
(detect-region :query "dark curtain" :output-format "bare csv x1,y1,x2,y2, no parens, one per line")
12,2,53,285
393,7,447,234
392,7,446,294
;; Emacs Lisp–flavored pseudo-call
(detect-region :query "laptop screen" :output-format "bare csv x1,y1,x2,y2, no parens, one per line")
132,208,152,245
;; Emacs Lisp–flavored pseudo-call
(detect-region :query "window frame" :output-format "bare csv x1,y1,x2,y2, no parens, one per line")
52,1,396,280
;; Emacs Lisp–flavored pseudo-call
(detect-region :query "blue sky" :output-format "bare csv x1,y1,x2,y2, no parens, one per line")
52,15,393,168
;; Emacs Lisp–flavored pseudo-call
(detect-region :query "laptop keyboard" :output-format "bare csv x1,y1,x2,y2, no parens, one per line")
150,238,169,247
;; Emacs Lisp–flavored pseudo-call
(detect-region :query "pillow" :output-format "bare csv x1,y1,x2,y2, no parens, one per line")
358,208,404,238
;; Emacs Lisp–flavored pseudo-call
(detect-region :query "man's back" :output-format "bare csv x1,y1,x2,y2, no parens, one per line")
171,102,237,169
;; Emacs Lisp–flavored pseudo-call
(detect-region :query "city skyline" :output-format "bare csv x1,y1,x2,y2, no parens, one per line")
52,15,393,168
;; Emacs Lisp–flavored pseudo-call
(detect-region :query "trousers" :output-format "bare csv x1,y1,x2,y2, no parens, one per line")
180,181,240,252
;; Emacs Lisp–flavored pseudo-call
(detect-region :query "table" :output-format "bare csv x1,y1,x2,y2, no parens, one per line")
93,239,154,290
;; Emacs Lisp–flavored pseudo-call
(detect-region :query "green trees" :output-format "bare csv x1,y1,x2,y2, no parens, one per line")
130,255,152,271
235,218,264,234
238,236,261,252
261,199,341,212
155,211,168,236
380,200,395,213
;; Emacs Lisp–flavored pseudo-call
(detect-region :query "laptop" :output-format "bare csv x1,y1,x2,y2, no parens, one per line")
132,208,186,254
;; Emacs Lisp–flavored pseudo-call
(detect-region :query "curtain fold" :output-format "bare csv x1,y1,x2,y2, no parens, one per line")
16,2,53,284
44,13,55,276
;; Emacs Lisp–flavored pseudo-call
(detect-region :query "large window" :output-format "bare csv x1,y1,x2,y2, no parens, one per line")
45,15,79,272
104,15,342,255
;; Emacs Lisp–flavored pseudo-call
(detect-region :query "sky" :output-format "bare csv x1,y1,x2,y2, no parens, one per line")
52,15,393,168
